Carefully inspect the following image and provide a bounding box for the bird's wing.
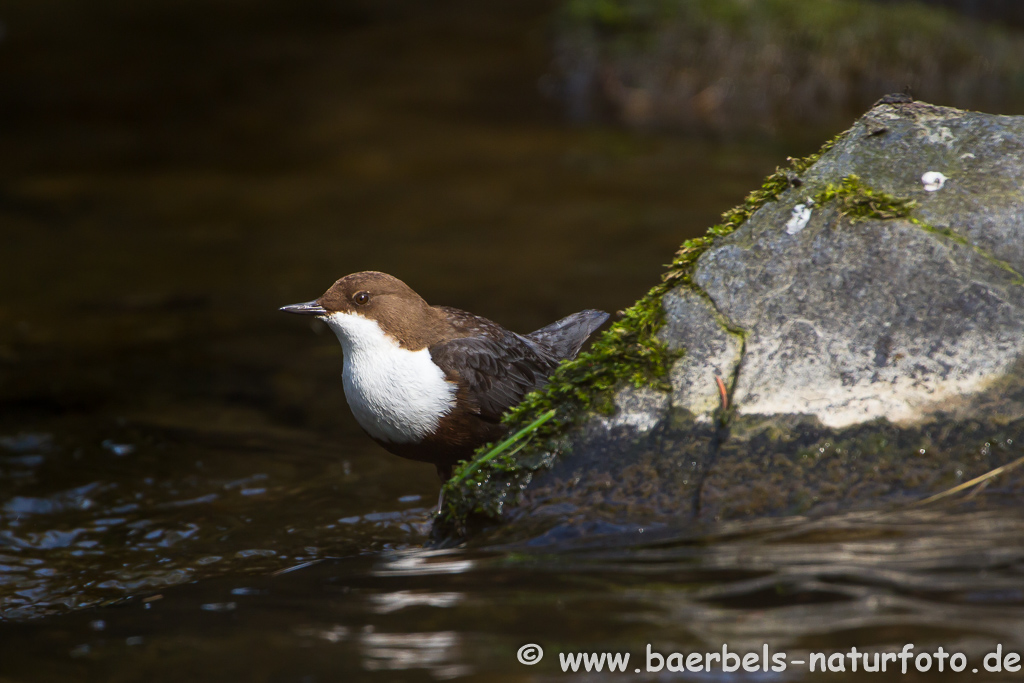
[429,333,559,423]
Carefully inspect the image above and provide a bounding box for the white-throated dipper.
[281,271,608,480]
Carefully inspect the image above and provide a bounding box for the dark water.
[3,509,1024,681]
[3,0,1023,680]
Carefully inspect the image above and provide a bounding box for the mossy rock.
[435,99,1024,543]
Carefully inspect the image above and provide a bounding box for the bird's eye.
[353,291,370,305]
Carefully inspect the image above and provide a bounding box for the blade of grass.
[450,409,557,485]
[912,453,1024,507]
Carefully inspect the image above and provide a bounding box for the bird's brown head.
[281,271,445,349]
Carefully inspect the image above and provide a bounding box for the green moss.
[811,174,917,221]
[436,131,848,536]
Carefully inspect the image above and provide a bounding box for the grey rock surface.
[473,101,1024,541]
[658,289,743,420]
[699,193,1024,430]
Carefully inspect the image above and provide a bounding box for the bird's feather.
[429,332,559,422]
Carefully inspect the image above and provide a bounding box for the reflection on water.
[0,421,435,619]
[1,507,1024,681]
[375,549,478,577]
[361,630,467,678]
[370,590,464,614]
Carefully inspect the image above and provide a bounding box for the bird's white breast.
[323,312,457,444]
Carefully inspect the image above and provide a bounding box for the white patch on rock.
[736,372,998,429]
[921,171,948,192]
[323,312,457,444]
[732,328,1017,430]
[785,203,813,234]
[596,387,669,435]
[916,123,956,148]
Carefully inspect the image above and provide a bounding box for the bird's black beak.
[280,300,327,316]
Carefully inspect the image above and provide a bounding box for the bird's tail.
[525,309,609,361]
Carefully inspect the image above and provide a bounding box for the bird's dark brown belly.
[367,407,508,479]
